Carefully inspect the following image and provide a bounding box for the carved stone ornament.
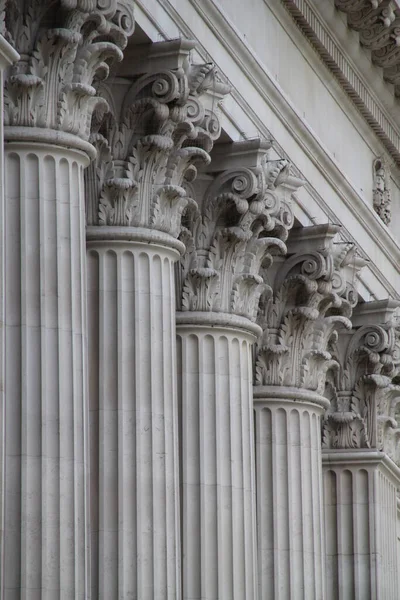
[85,39,230,236]
[373,156,392,225]
[322,300,400,464]
[175,140,301,321]
[335,0,400,92]
[255,224,367,394]
[2,0,135,140]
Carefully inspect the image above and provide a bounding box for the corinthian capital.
[175,139,303,320]
[255,224,366,393]
[3,0,135,139]
[322,300,400,462]
[85,39,230,236]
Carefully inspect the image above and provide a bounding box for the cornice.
[86,226,186,256]
[3,0,135,141]
[187,0,400,299]
[282,0,400,166]
[85,40,230,237]
[255,224,360,394]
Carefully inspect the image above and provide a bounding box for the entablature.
[111,1,400,302]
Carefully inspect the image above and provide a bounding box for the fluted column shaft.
[254,388,328,600]
[2,136,92,599]
[0,36,19,599]
[323,451,400,600]
[397,496,400,594]
[177,313,259,600]
[87,227,182,600]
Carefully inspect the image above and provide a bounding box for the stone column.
[87,229,183,600]
[254,387,328,600]
[0,33,19,596]
[175,141,300,600]
[254,225,364,600]
[322,300,400,599]
[85,39,229,599]
[177,313,260,600]
[397,493,400,595]
[1,3,134,598]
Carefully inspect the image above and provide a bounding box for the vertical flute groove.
[255,399,326,600]
[323,457,400,600]
[3,146,89,599]
[88,240,181,600]
[178,325,258,600]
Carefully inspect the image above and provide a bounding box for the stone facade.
[2,0,400,598]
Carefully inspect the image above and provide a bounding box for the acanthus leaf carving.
[85,40,229,237]
[322,301,400,464]
[181,268,220,312]
[255,225,364,393]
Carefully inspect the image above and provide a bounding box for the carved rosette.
[335,0,400,92]
[3,0,135,140]
[322,303,400,464]
[175,153,296,321]
[85,42,230,237]
[254,225,365,394]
